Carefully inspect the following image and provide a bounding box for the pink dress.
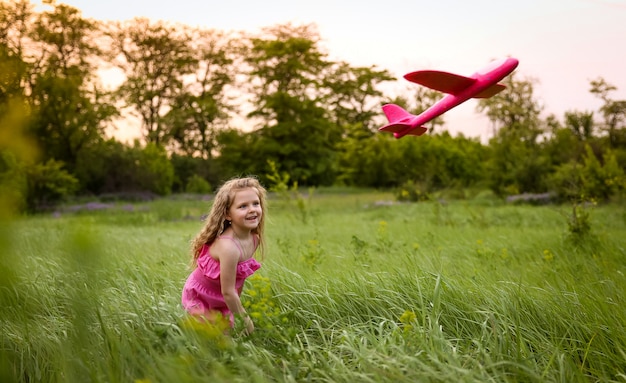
[181,236,261,325]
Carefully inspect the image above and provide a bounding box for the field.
[1,190,625,382]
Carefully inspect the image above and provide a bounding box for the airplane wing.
[472,83,506,98]
[403,70,475,95]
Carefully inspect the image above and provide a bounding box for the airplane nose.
[507,57,520,69]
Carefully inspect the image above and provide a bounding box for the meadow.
[1,190,625,382]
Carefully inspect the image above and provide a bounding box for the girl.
[182,177,266,335]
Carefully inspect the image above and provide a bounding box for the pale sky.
[49,0,626,141]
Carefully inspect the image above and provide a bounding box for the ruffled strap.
[197,245,261,280]
[237,258,261,278]
[196,245,221,279]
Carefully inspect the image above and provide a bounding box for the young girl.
[181,177,266,335]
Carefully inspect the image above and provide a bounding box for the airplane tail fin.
[379,104,414,135]
[380,104,428,138]
[382,104,413,124]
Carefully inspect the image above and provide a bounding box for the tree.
[26,0,117,174]
[477,73,547,195]
[164,28,238,159]
[590,77,626,148]
[214,127,257,179]
[0,0,117,209]
[110,18,197,147]
[338,133,397,187]
[543,117,585,172]
[0,0,35,166]
[321,61,394,137]
[564,110,595,141]
[242,23,341,185]
[477,72,543,141]
[0,0,32,108]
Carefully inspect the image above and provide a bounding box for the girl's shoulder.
[210,235,242,260]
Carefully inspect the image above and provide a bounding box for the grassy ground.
[1,191,625,382]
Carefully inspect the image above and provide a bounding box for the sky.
[49,0,626,141]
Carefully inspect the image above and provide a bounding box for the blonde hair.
[190,176,267,265]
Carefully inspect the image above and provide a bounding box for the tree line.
[1,0,625,213]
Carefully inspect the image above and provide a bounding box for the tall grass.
[1,192,625,382]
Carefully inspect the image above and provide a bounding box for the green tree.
[0,0,31,108]
[485,132,550,196]
[477,73,546,195]
[340,133,397,187]
[242,23,341,185]
[110,18,197,146]
[549,145,625,202]
[27,0,116,173]
[543,120,585,171]
[0,0,36,214]
[321,61,394,136]
[0,0,117,209]
[312,61,394,185]
[590,77,626,148]
[477,72,543,141]
[164,28,238,158]
[541,111,591,182]
[564,110,595,141]
[214,127,256,180]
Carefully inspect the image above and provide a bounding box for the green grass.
[1,191,625,382]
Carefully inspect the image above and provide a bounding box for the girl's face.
[226,188,262,231]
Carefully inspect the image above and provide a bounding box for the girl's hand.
[241,316,254,336]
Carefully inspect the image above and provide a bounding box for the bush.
[23,159,79,212]
[549,145,625,202]
[0,151,27,215]
[170,154,221,193]
[75,140,174,196]
[547,161,582,202]
[185,175,211,194]
[395,180,431,202]
[580,146,624,201]
[136,143,174,195]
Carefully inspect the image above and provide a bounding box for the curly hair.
[190,176,267,266]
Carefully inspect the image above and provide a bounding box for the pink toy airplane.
[379,57,519,139]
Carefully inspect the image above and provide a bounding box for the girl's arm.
[215,240,254,334]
